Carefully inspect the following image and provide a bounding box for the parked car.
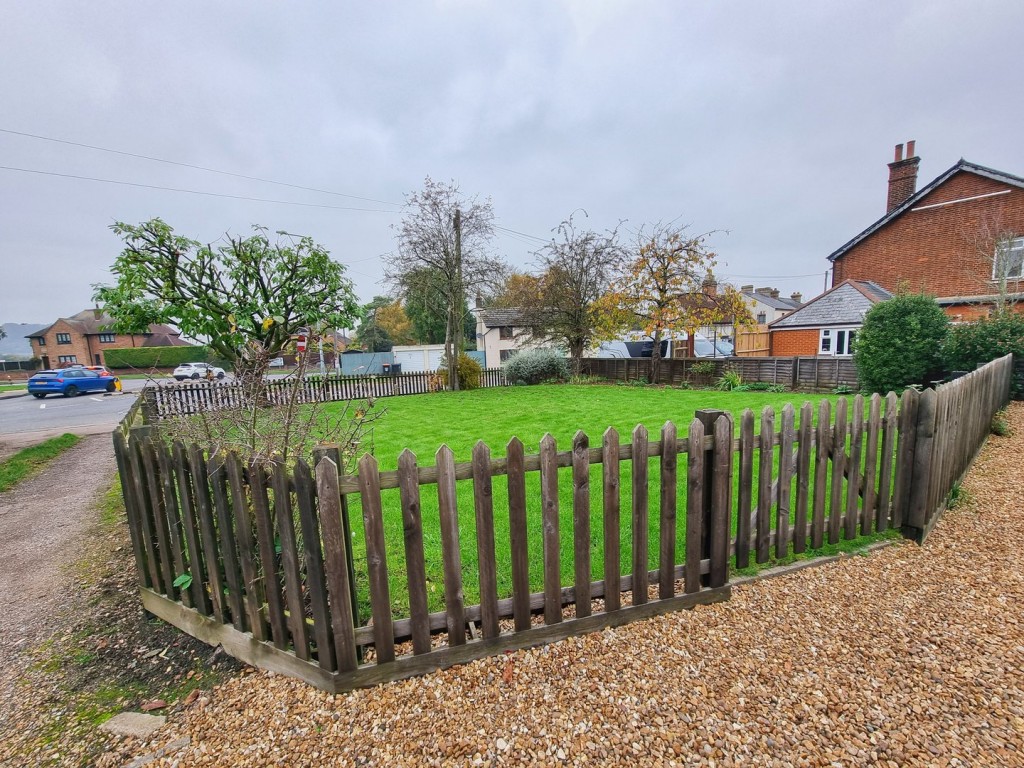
[28,368,121,398]
[172,362,226,381]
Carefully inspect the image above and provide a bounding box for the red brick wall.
[945,301,1024,323]
[770,328,820,356]
[833,171,1024,299]
[31,323,143,368]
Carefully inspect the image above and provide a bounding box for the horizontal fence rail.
[114,355,1013,692]
[582,356,859,391]
[143,368,509,419]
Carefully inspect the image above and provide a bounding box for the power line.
[0,165,401,213]
[0,127,404,207]
[494,224,549,243]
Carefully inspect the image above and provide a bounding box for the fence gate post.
[903,388,938,543]
[695,408,728,586]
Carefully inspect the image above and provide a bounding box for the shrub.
[715,369,743,391]
[689,361,716,376]
[104,345,211,370]
[854,293,949,394]
[944,312,1024,398]
[438,353,482,390]
[501,348,569,385]
[991,408,1012,437]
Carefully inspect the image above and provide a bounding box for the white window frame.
[993,236,1024,281]
[819,327,858,357]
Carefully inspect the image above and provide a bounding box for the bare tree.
[960,212,1023,317]
[518,212,623,377]
[384,178,504,389]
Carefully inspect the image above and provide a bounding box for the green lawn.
[0,434,82,492]
[321,384,883,620]
[0,383,27,392]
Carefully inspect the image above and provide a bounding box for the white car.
[173,362,226,381]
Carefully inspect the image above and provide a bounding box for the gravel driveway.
[91,403,1024,767]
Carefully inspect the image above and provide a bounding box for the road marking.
[91,397,103,402]
[40,403,45,409]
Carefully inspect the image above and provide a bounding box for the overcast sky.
[2,1,1023,325]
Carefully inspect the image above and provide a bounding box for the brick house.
[27,308,187,369]
[829,141,1024,321]
[768,280,891,357]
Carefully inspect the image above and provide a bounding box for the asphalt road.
[0,378,148,442]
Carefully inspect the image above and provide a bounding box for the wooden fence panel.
[844,396,864,540]
[602,428,622,612]
[735,410,754,569]
[316,457,359,673]
[685,419,705,593]
[827,398,848,545]
[572,431,593,617]
[861,394,881,535]
[271,460,311,661]
[710,415,732,588]
[777,404,795,559]
[472,442,500,639]
[188,444,225,623]
[249,461,288,650]
[793,402,813,553]
[811,399,830,549]
[658,422,678,600]
[398,449,432,654]
[756,408,774,564]
[507,438,531,631]
[358,454,395,663]
[225,453,267,642]
[208,455,245,631]
[437,445,467,645]
[631,425,650,605]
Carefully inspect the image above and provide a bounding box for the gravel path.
[0,435,115,668]
[98,404,1024,766]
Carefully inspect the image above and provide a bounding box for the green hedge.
[104,345,211,370]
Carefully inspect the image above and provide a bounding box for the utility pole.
[450,208,463,391]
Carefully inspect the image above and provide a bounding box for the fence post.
[696,408,728,586]
[313,444,361,631]
[903,388,937,543]
[140,386,158,423]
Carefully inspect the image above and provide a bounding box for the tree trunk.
[651,328,663,385]
[569,341,583,378]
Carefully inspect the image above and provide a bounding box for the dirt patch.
[0,437,239,767]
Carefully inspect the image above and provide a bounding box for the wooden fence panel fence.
[114,355,1014,692]
[144,369,509,419]
[581,356,858,390]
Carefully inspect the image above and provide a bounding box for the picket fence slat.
[397,450,431,654]
[437,446,467,645]
[572,431,593,617]
[631,425,650,605]
[249,461,288,650]
[272,461,311,661]
[602,428,621,612]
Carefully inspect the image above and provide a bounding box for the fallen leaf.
[141,699,167,712]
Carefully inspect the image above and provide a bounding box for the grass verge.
[0,433,81,492]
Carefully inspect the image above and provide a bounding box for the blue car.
[28,368,120,398]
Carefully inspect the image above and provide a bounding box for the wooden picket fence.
[142,368,509,419]
[582,356,859,391]
[113,355,1013,692]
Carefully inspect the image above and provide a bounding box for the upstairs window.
[58,355,78,364]
[56,332,72,344]
[98,333,116,343]
[499,326,514,340]
[994,236,1024,281]
[756,312,767,324]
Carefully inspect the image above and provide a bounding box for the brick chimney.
[887,140,920,213]
[790,291,803,304]
[740,284,754,293]
[701,275,718,296]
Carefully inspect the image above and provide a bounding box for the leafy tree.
[402,268,478,348]
[516,212,623,377]
[384,178,504,388]
[491,272,543,309]
[355,321,393,352]
[375,300,415,345]
[94,219,360,388]
[854,292,949,394]
[597,222,751,383]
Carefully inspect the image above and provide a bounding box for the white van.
[590,332,731,359]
